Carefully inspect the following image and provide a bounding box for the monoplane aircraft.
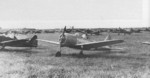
[38,26,124,57]
[142,41,150,45]
[0,34,38,49]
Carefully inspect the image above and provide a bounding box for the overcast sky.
[0,0,149,29]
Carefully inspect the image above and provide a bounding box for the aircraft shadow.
[0,45,49,53]
[0,48,38,53]
[36,45,50,49]
[61,51,145,60]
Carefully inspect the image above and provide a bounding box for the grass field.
[1,32,150,78]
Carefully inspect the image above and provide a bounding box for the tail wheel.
[55,51,61,57]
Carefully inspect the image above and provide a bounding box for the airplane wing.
[37,39,60,45]
[1,39,28,43]
[76,39,124,48]
[77,38,94,43]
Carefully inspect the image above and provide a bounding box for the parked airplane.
[142,41,150,45]
[0,35,38,49]
[38,26,124,57]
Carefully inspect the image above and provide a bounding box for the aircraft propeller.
[55,26,67,57]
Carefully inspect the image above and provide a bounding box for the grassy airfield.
[1,32,150,78]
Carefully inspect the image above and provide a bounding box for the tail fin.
[104,34,112,48]
[29,35,38,47]
[104,34,111,41]
[14,36,17,40]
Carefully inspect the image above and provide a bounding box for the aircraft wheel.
[1,44,5,49]
[55,51,61,57]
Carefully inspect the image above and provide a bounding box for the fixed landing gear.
[79,45,84,56]
[55,45,62,57]
[79,50,84,56]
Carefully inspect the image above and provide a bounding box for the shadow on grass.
[59,50,145,60]
[0,48,38,53]
[36,45,51,49]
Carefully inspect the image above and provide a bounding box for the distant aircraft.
[142,41,150,45]
[38,26,124,57]
[0,35,38,49]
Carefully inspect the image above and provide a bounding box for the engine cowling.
[61,33,77,47]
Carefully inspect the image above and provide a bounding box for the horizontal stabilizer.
[104,34,111,41]
[29,35,37,43]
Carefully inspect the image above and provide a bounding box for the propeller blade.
[59,26,67,46]
[62,26,66,35]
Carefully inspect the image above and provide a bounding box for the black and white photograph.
[0,0,149,78]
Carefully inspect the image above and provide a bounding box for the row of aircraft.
[38,26,124,57]
[0,26,150,57]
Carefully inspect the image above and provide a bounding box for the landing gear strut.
[79,45,84,56]
[55,45,62,57]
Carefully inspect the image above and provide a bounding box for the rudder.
[29,35,38,47]
[104,34,112,48]
[104,34,111,41]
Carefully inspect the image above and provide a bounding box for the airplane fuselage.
[60,33,91,50]
[0,39,37,47]
[61,33,77,47]
[0,35,38,48]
